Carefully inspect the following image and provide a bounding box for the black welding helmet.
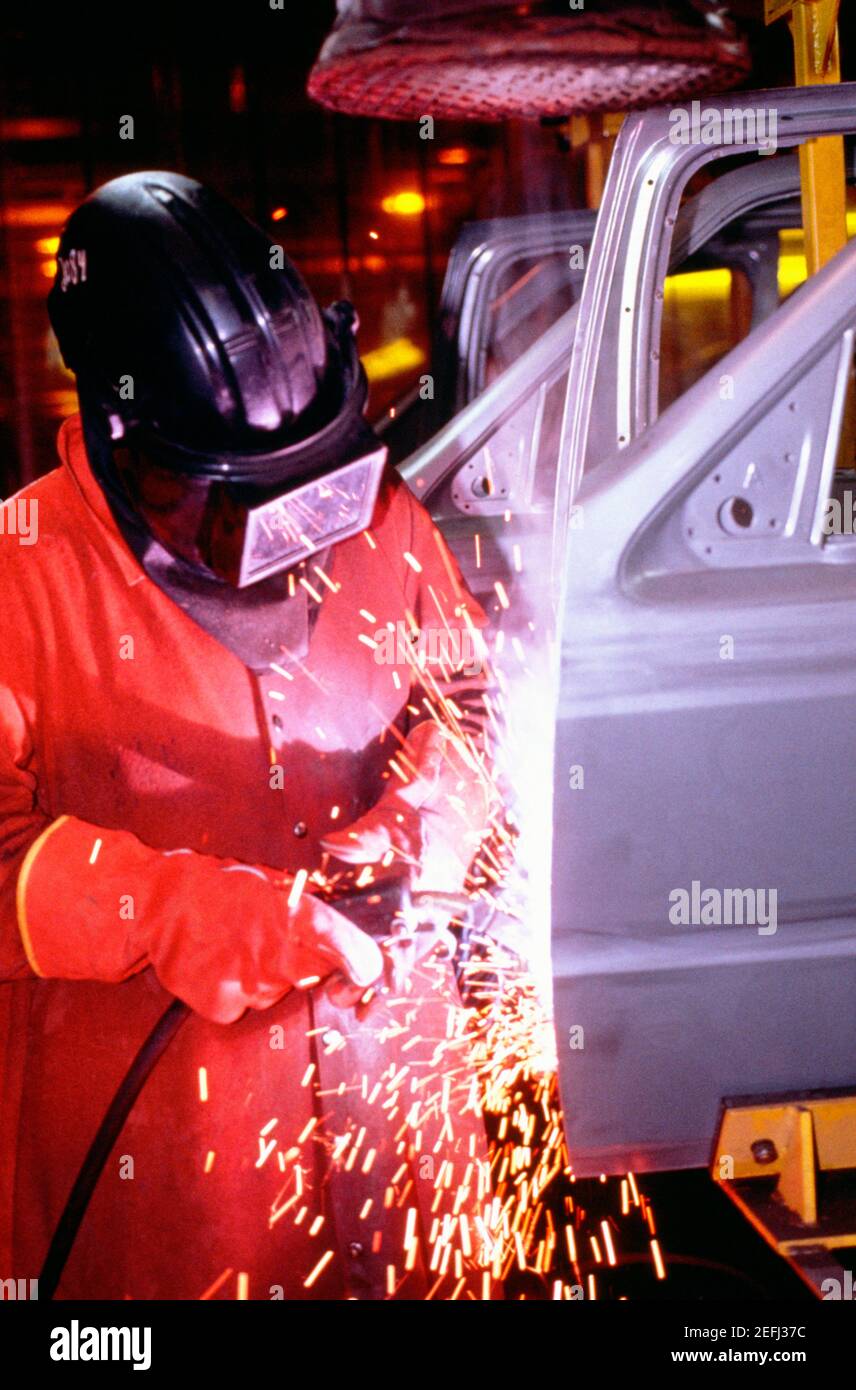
[48,171,386,587]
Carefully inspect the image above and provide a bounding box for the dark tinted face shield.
[114,442,387,587]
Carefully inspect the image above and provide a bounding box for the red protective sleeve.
[0,679,52,981]
[14,813,302,1023]
[17,813,273,975]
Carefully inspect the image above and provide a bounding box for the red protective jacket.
[0,415,493,1299]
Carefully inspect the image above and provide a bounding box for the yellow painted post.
[567,114,624,209]
[765,0,847,276]
[767,2,852,468]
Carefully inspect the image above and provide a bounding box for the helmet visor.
[115,444,387,587]
[238,447,386,585]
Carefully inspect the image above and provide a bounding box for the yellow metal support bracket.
[766,0,847,276]
[713,1088,856,1297]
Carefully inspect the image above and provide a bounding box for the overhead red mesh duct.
[307,1,751,122]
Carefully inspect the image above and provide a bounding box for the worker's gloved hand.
[325,887,461,1007]
[150,880,385,1024]
[322,721,487,896]
[323,796,472,896]
[15,814,385,1025]
[321,793,424,870]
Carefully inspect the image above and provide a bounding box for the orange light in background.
[36,236,60,255]
[0,118,80,141]
[3,204,71,228]
[381,190,425,217]
[228,66,247,116]
[271,206,288,222]
[368,229,379,240]
[437,146,471,166]
[40,259,58,279]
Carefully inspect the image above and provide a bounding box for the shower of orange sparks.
[185,514,666,1303]
[304,1250,335,1288]
[213,938,659,1299]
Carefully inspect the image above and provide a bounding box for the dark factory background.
[0,1,809,500]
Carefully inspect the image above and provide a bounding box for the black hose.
[39,998,190,1300]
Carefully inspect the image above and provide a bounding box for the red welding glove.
[321,720,491,894]
[16,814,384,1024]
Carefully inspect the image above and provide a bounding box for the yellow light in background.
[663,268,732,301]
[779,227,807,296]
[40,258,58,279]
[36,236,60,255]
[778,213,856,298]
[361,336,425,383]
[778,254,807,296]
[381,190,425,217]
[665,211,856,306]
[270,206,288,222]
